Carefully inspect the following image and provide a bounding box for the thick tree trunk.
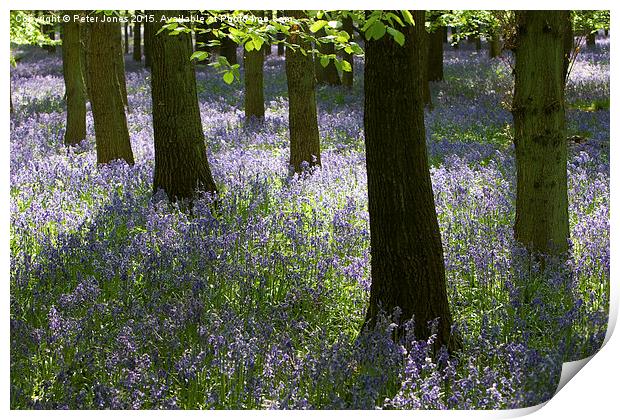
[286,11,321,173]
[244,47,265,120]
[314,28,341,86]
[112,23,128,107]
[62,17,87,146]
[364,10,455,352]
[512,11,568,255]
[443,26,448,43]
[342,16,355,88]
[150,10,217,202]
[428,26,444,82]
[132,20,142,61]
[83,19,134,165]
[221,37,238,65]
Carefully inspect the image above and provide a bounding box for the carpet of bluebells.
[10,36,609,409]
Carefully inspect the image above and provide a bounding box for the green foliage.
[9,11,59,65]
[573,10,610,34]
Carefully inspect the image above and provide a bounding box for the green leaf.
[244,40,255,51]
[223,71,234,84]
[309,20,328,33]
[251,35,264,51]
[327,20,342,29]
[370,21,386,40]
[190,51,208,61]
[402,10,415,26]
[320,55,330,68]
[387,27,405,46]
[341,59,352,72]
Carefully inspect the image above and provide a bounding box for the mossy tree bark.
[286,10,321,173]
[84,19,134,165]
[363,11,456,352]
[62,16,87,146]
[512,11,569,255]
[150,10,217,202]
[341,16,355,88]
[132,19,142,62]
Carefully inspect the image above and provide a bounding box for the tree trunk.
[83,19,134,165]
[586,31,596,47]
[124,20,129,54]
[342,16,355,88]
[221,37,238,65]
[451,27,459,49]
[443,26,448,43]
[112,23,128,107]
[286,11,321,173]
[132,20,142,61]
[416,12,432,108]
[144,20,153,68]
[562,12,573,82]
[428,26,444,81]
[244,47,265,120]
[364,10,455,352]
[489,33,501,58]
[150,10,217,202]
[475,36,482,51]
[62,16,87,146]
[512,11,568,255]
[44,24,56,54]
[314,28,341,86]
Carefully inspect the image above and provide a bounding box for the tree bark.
[83,19,134,165]
[286,10,321,173]
[150,10,217,202]
[62,16,87,146]
[144,20,153,68]
[451,27,459,49]
[314,28,341,86]
[342,16,355,88]
[563,12,573,82]
[132,19,142,62]
[489,33,501,58]
[112,23,128,107]
[221,36,238,65]
[428,26,444,82]
[415,11,432,108]
[124,19,129,54]
[364,10,455,352]
[44,24,56,54]
[512,11,569,255]
[244,46,265,120]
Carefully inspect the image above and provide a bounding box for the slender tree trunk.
[451,27,459,49]
[475,36,482,51]
[286,10,321,173]
[428,26,444,81]
[44,24,56,54]
[489,33,501,58]
[314,28,341,86]
[150,10,217,202]
[586,31,596,47]
[364,10,455,352]
[83,19,134,165]
[342,16,355,88]
[512,11,568,255]
[124,20,129,54]
[62,16,87,146]
[443,26,448,43]
[244,44,265,120]
[132,20,142,61]
[563,12,573,82]
[112,23,128,107]
[221,37,238,65]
